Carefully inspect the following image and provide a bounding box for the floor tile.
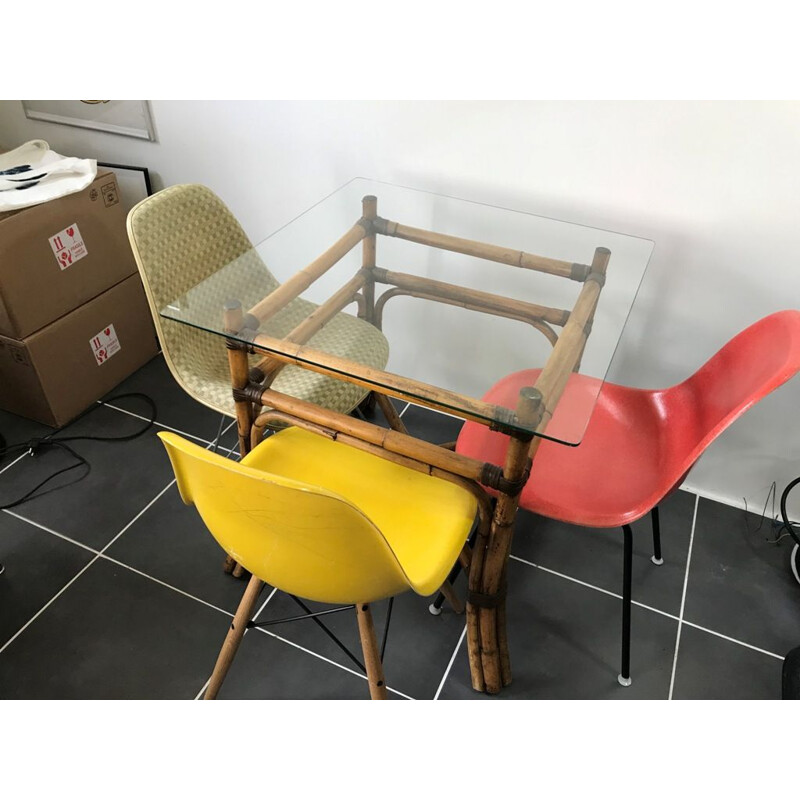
[671,624,783,700]
[0,404,175,549]
[683,497,800,656]
[0,512,94,647]
[511,490,696,617]
[105,484,253,615]
[0,558,229,699]
[438,559,678,699]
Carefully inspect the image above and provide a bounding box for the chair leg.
[436,580,465,615]
[430,558,466,615]
[355,603,388,699]
[651,506,664,565]
[430,535,475,615]
[204,574,263,699]
[374,392,408,434]
[210,413,227,453]
[618,524,633,687]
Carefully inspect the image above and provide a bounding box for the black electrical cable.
[743,480,800,545]
[779,477,800,550]
[0,393,157,511]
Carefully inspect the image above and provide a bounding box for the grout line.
[509,554,681,622]
[668,493,700,700]
[253,587,279,619]
[98,480,177,553]
[193,678,211,701]
[405,400,462,422]
[99,553,235,619]
[0,452,27,477]
[512,549,785,663]
[680,620,785,661]
[433,625,467,700]
[100,401,221,447]
[2,509,101,556]
[0,556,98,656]
[397,402,411,418]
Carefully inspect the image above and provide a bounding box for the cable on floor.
[743,481,799,545]
[0,393,157,511]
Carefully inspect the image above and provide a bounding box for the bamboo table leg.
[358,194,379,416]
[466,386,542,694]
[224,300,255,578]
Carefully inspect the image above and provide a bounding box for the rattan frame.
[220,194,609,695]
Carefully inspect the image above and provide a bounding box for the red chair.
[456,310,800,686]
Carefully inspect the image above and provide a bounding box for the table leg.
[224,304,255,578]
[227,343,254,459]
[466,387,542,694]
[358,194,379,418]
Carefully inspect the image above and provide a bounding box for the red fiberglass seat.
[456,310,800,686]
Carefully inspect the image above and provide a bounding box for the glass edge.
[252,175,656,248]
[159,308,585,445]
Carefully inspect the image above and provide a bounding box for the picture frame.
[98,162,153,215]
[21,101,156,141]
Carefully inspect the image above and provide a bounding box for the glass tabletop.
[160,178,654,444]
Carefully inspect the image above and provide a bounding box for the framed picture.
[21,100,156,141]
[98,162,153,215]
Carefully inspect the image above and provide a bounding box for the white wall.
[2,100,798,516]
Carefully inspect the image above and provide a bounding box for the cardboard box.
[0,274,158,427]
[0,169,137,339]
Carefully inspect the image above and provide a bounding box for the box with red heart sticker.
[0,169,137,339]
[0,274,157,427]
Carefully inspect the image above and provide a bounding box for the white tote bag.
[0,140,97,211]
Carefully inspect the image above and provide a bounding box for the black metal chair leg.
[211,413,227,454]
[618,523,633,687]
[651,506,664,565]
[429,521,480,615]
[429,555,465,615]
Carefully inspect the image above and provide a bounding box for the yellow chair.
[159,427,478,699]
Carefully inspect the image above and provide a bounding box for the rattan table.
[161,178,654,694]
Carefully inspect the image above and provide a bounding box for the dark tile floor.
[1,354,798,700]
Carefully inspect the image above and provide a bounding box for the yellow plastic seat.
[159,428,477,699]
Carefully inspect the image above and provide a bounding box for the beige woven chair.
[126,184,390,427]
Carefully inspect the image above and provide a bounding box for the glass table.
[161,177,654,694]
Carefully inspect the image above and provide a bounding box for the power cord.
[743,479,800,587]
[743,481,799,545]
[0,393,157,511]
[779,478,800,587]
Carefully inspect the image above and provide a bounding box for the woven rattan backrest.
[127,183,279,311]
